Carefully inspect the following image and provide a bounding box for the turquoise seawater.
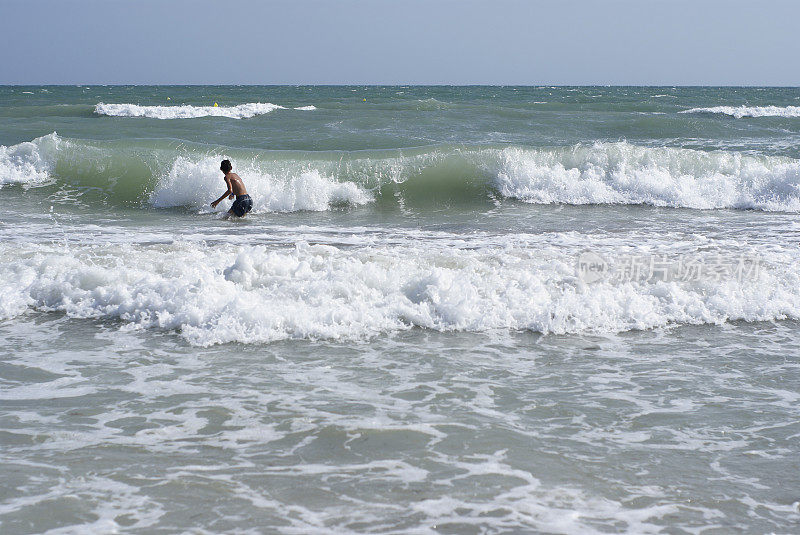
[1,86,799,533]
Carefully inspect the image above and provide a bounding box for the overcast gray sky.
[2,0,798,85]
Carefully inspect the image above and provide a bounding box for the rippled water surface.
[1,86,800,533]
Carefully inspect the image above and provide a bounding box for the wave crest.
[0,133,60,187]
[150,156,372,212]
[94,102,315,119]
[4,134,800,212]
[681,105,800,118]
[492,142,800,211]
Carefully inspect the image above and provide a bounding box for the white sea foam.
[0,133,60,187]
[94,102,313,119]
[2,238,798,346]
[491,142,800,211]
[681,105,800,118]
[149,156,372,212]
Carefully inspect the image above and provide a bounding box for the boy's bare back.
[226,172,248,196]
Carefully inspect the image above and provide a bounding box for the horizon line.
[3,84,800,88]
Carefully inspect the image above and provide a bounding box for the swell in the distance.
[94,102,316,119]
[681,105,800,118]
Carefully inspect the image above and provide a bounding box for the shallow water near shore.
[1,86,800,533]
[3,316,799,533]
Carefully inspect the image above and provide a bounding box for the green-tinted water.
[1,86,799,533]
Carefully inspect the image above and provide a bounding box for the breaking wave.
[492,143,800,211]
[150,156,372,212]
[0,132,60,186]
[1,239,798,346]
[3,133,800,212]
[94,102,315,119]
[681,105,800,118]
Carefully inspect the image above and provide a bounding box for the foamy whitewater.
[2,237,799,346]
[2,86,800,534]
[94,102,315,119]
[682,105,800,118]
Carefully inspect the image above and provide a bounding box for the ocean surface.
[1,86,799,534]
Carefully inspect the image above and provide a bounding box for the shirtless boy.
[211,160,252,217]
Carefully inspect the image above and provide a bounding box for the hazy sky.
[2,0,798,85]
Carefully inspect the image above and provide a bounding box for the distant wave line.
[681,105,800,118]
[94,102,316,119]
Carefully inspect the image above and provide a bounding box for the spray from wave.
[94,102,316,119]
[681,105,800,118]
[0,132,60,186]
[492,143,800,211]
[150,156,372,212]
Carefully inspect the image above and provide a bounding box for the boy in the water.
[211,159,252,217]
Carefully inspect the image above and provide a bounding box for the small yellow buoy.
[214,102,219,107]
[363,98,366,102]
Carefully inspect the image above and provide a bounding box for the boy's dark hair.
[220,159,232,173]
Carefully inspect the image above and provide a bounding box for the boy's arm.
[210,177,233,208]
